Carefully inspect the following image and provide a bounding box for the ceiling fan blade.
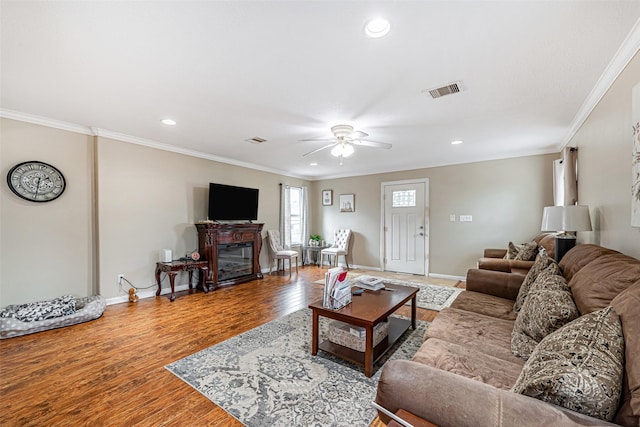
[352,139,392,149]
[349,130,369,139]
[302,143,336,157]
[299,138,335,142]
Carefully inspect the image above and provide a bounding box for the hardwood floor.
[0,266,444,426]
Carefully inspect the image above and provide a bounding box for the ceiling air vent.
[245,137,267,144]
[423,81,464,99]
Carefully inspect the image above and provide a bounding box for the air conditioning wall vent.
[423,81,464,99]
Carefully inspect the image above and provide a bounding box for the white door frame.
[380,178,430,275]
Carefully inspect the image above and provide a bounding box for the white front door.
[382,180,429,275]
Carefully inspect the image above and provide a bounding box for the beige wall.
[1,119,309,305]
[312,153,557,277]
[1,119,95,305]
[568,52,640,258]
[96,137,308,300]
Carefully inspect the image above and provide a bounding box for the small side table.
[155,260,209,302]
[301,245,330,266]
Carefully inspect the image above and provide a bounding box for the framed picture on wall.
[340,194,355,212]
[322,190,333,206]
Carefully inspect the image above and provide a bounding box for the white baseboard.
[428,272,466,282]
[105,283,192,306]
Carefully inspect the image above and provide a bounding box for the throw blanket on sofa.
[0,295,76,322]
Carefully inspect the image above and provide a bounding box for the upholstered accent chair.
[266,230,299,276]
[321,229,352,269]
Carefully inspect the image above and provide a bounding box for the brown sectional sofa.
[478,232,556,274]
[376,244,640,426]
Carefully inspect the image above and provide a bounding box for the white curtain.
[279,184,291,248]
[301,186,310,246]
[553,147,578,206]
[279,184,309,249]
[553,158,564,206]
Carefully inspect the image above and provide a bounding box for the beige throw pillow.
[511,271,579,359]
[514,241,538,261]
[514,254,559,313]
[512,307,625,422]
[504,241,520,259]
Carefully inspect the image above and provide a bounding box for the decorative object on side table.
[6,160,66,202]
[322,189,333,206]
[339,193,355,212]
[309,234,322,246]
[541,205,592,262]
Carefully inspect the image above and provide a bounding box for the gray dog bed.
[0,295,106,339]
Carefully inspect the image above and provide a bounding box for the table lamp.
[541,205,592,262]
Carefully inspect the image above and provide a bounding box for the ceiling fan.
[301,124,392,164]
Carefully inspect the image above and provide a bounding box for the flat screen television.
[208,183,259,221]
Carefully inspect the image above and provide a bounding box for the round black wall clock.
[7,160,66,203]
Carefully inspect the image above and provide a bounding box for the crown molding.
[0,108,94,135]
[0,109,311,181]
[560,17,640,149]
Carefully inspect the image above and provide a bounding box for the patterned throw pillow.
[512,307,625,422]
[504,241,538,261]
[511,271,579,359]
[514,241,539,261]
[0,295,76,322]
[504,242,520,259]
[514,253,559,313]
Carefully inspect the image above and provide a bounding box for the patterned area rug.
[313,275,463,311]
[166,308,428,427]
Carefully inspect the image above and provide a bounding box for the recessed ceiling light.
[310,162,318,166]
[451,140,463,145]
[365,18,390,38]
[161,119,176,125]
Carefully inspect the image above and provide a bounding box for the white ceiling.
[2,1,639,180]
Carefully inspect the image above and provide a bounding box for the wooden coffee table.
[309,283,418,377]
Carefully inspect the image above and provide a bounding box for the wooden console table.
[155,260,209,302]
[195,222,263,289]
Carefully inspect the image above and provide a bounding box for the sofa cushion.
[511,272,579,359]
[610,281,640,426]
[559,244,621,283]
[514,252,558,312]
[450,290,516,320]
[425,307,522,364]
[512,307,624,422]
[412,338,524,390]
[569,253,640,315]
[536,234,556,258]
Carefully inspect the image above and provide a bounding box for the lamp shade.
[541,205,592,232]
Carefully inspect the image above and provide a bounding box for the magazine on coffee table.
[355,275,385,291]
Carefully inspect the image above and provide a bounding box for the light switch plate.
[459,215,473,222]
[449,214,456,222]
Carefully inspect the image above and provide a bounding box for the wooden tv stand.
[195,222,263,290]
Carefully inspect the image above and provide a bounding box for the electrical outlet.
[117,274,124,285]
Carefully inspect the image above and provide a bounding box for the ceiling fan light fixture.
[331,143,354,158]
[451,140,463,145]
[161,119,176,125]
[365,18,391,38]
